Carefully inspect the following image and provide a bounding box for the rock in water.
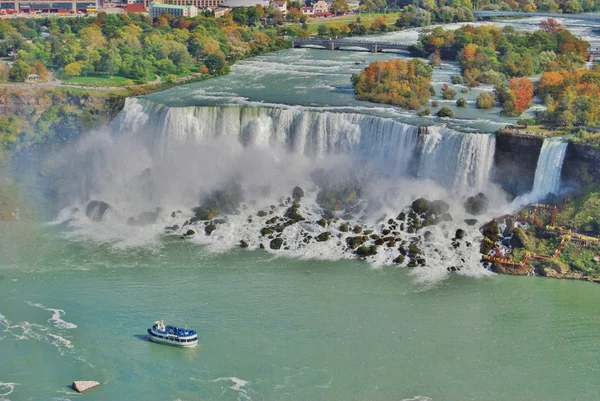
[72,381,100,393]
[85,200,110,222]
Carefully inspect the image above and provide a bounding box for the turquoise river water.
[2,17,600,401]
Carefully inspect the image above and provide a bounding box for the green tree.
[331,0,350,15]
[204,53,226,75]
[8,60,30,82]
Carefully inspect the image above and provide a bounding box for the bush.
[441,84,456,100]
[431,100,439,107]
[461,87,469,93]
[437,107,454,118]
[456,98,467,107]
[417,108,431,116]
[476,92,496,109]
[451,75,463,85]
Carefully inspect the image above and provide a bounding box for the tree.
[317,25,329,38]
[539,18,562,34]
[331,0,350,15]
[204,53,226,75]
[476,92,495,109]
[63,61,83,77]
[509,77,534,114]
[8,60,30,82]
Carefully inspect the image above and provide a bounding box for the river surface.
[2,222,600,401]
[3,17,600,401]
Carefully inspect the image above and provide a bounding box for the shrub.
[476,92,496,109]
[437,107,454,117]
[451,75,463,85]
[417,108,431,116]
[431,100,439,107]
[461,88,469,93]
[456,98,467,107]
[441,84,456,100]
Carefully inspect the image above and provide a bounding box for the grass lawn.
[301,12,399,33]
[61,75,131,87]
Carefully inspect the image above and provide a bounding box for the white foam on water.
[27,302,77,329]
[0,311,74,356]
[211,377,251,401]
[0,382,18,401]
[400,397,433,401]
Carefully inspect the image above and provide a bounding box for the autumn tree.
[351,58,433,110]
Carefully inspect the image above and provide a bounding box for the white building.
[302,0,329,15]
[149,2,198,17]
[271,0,287,14]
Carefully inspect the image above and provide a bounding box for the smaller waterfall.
[512,137,568,206]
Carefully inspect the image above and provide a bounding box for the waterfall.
[113,98,496,192]
[531,137,568,198]
[512,137,568,207]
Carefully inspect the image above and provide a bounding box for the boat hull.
[147,328,198,348]
[148,335,198,347]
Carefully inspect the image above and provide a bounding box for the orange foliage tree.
[509,77,534,114]
[351,59,433,109]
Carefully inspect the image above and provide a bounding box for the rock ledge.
[72,380,101,393]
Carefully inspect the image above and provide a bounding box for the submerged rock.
[72,381,100,393]
[464,218,478,226]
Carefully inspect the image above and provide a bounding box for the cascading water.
[48,97,503,278]
[512,137,568,207]
[113,98,496,191]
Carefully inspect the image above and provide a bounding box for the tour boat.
[147,320,198,347]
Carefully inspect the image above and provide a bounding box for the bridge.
[290,38,412,53]
[474,10,600,23]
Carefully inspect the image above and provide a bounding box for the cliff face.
[562,143,600,187]
[492,134,543,197]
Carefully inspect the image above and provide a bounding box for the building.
[125,3,146,12]
[0,0,97,13]
[301,0,329,16]
[149,1,197,17]
[169,0,225,11]
[270,0,286,14]
[26,74,39,83]
[219,0,268,8]
[348,0,359,10]
[213,6,228,16]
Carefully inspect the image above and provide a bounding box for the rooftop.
[150,2,196,9]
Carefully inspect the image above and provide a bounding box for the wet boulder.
[205,224,217,236]
[464,193,489,215]
[356,245,378,257]
[85,200,110,222]
[292,186,305,200]
[240,240,249,248]
[430,200,450,215]
[464,218,478,226]
[270,238,284,250]
[316,232,332,242]
[411,198,431,215]
[454,229,466,240]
